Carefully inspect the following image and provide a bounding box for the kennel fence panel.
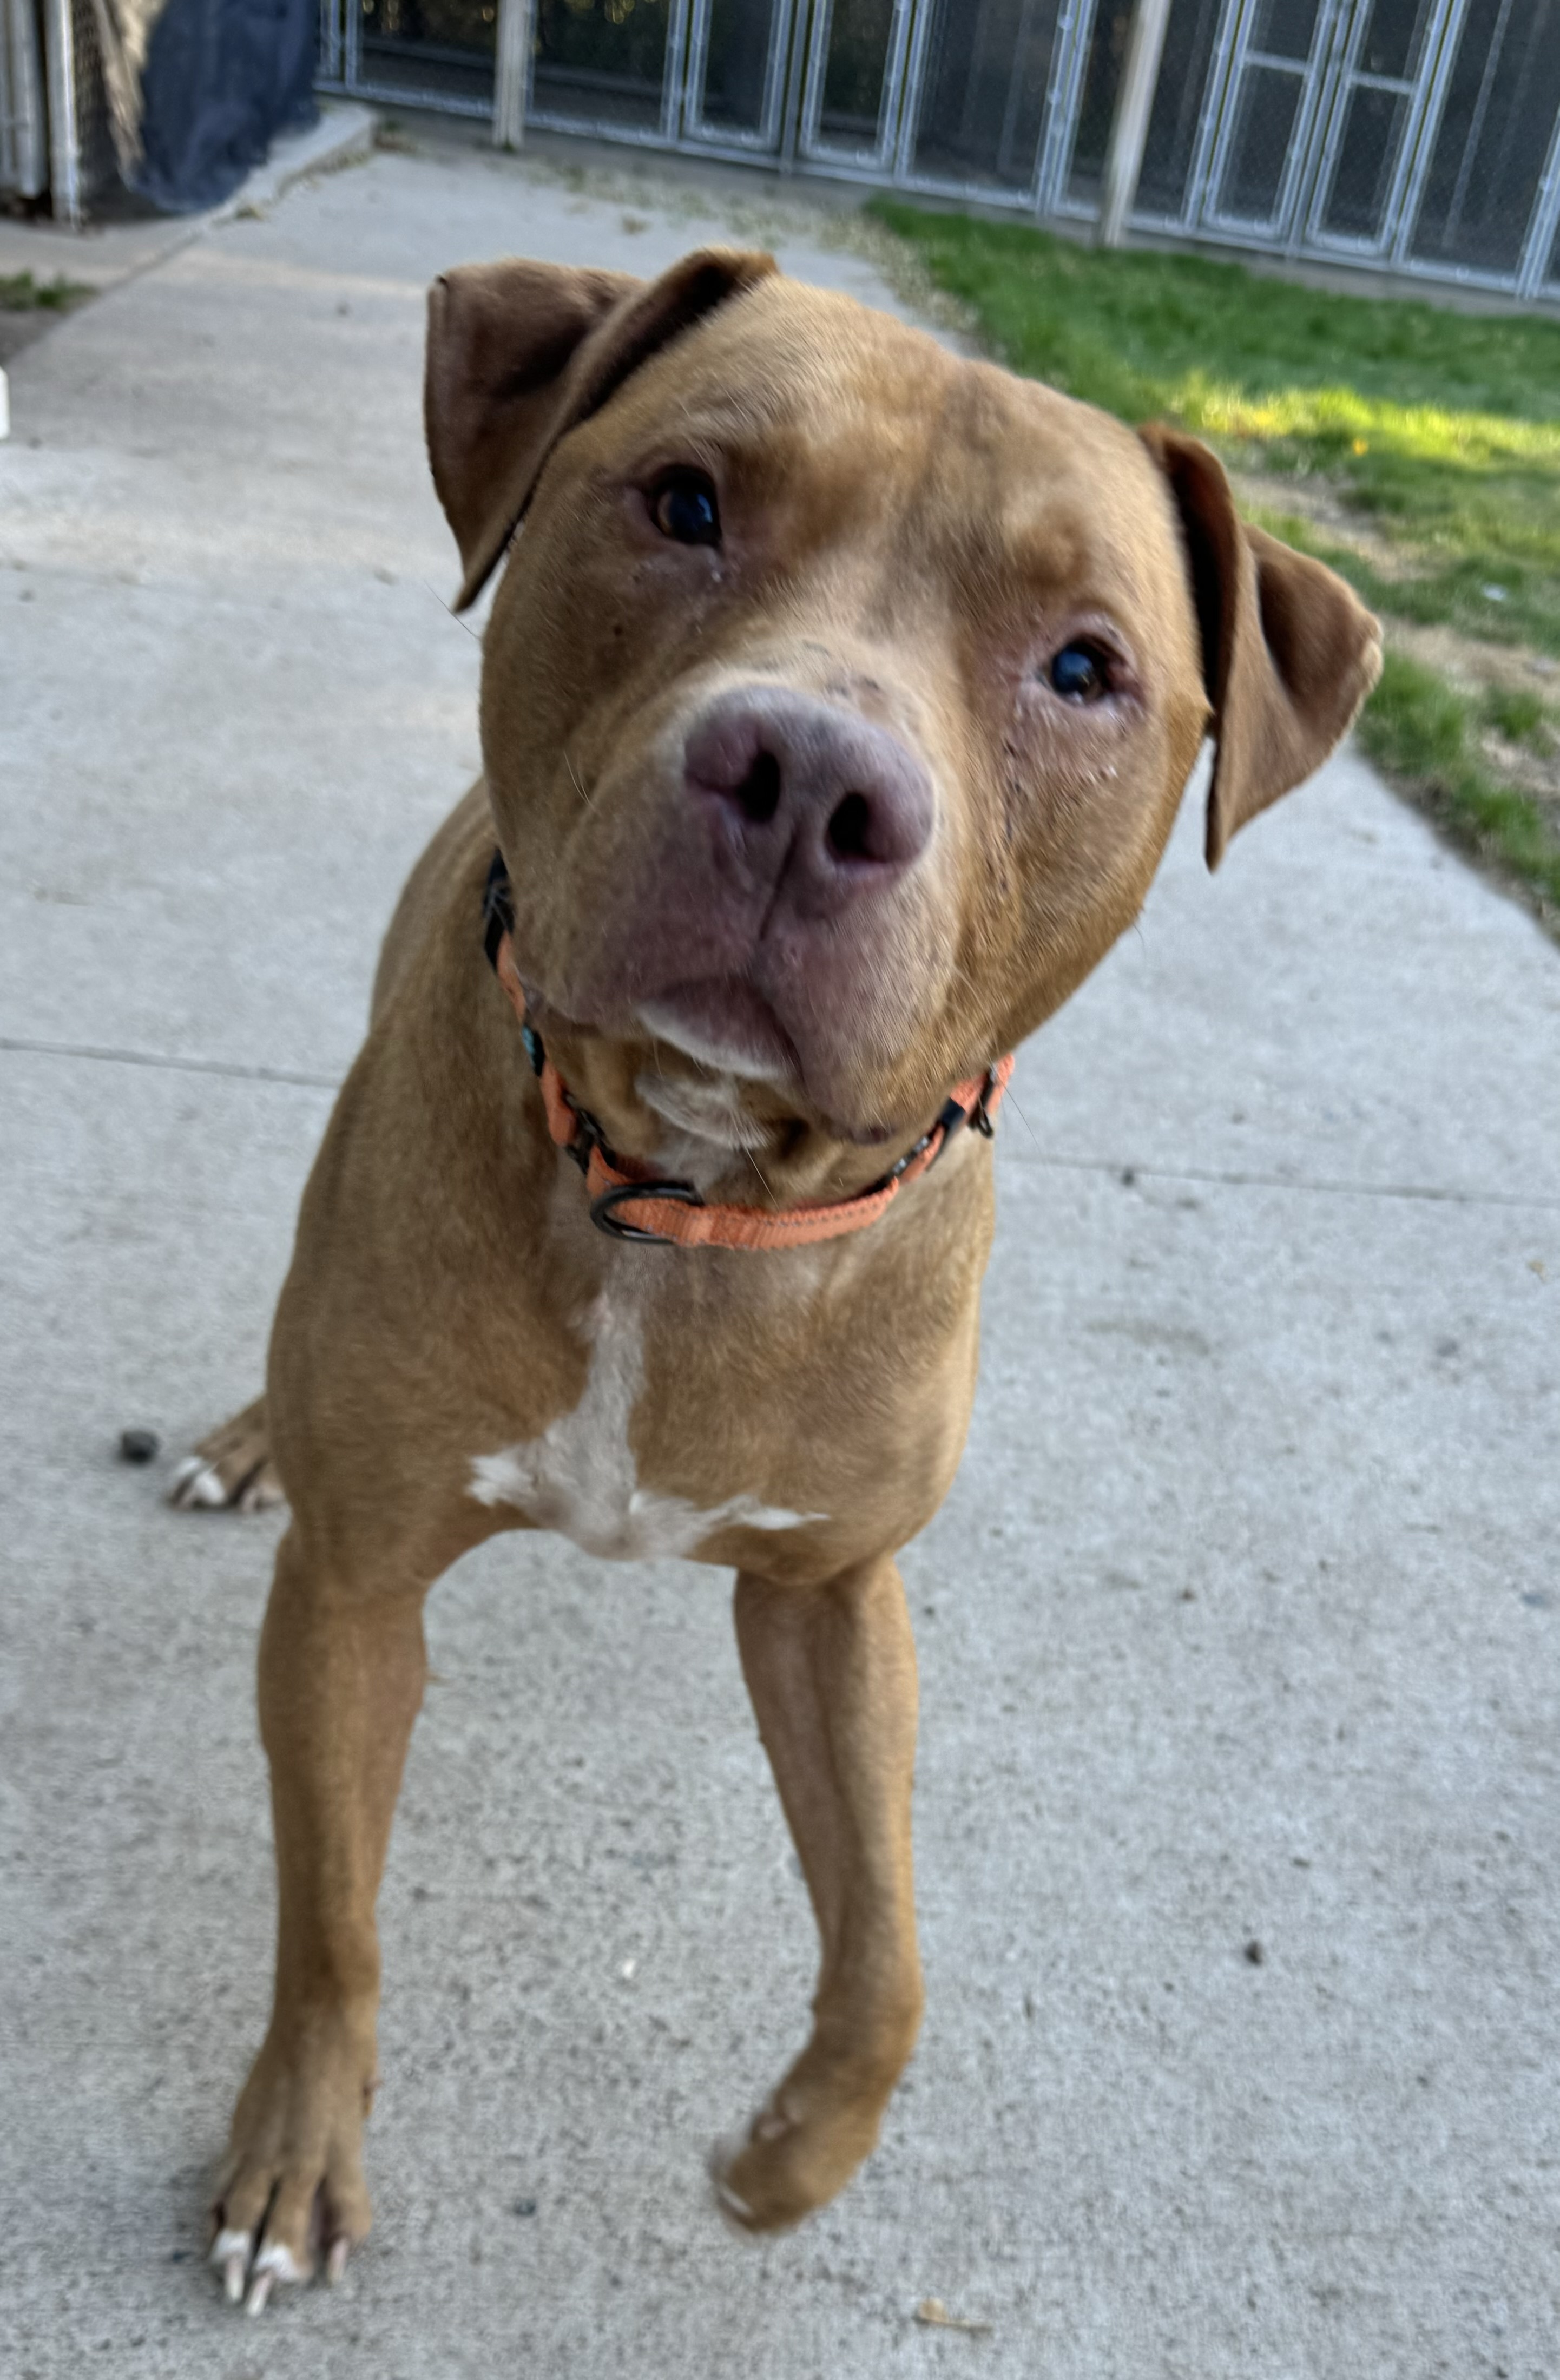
[307,0,1560,297]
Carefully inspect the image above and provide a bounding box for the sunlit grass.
[871,201,1560,626]
[1178,379,1560,469]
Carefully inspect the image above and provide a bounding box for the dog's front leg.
[211,1525,428,2312]
[719,1553,924,2232]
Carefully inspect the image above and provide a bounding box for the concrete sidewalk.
[2,139,1557,2380]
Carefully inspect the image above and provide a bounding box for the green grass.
[0,271,91,312]
[874,201,1560,918]
[1358,654,1560,911]
[1479,685,1552,748]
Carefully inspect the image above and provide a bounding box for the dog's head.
[425,248,1379,1160]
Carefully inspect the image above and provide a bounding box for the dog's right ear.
[1140,424,1381,867]
[425,247,777,610]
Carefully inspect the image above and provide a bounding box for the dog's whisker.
[1003,1087,1042,1149]
[419,578,482,640]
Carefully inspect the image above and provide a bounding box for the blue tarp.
[97,0,317,214]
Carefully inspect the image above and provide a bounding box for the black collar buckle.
[481,847,515,972]
[966,1068,999,1139]
[561,1097,607,1178]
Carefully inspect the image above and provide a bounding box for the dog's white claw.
[327,2236,349,2285]
[237,1469,282,1513]
[211,2227,251,2303]
[709,2136,755,2229]
[243,2240,305,2317]
[169,1455,228,1509]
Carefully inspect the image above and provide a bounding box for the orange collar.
[482,851,1012,1251]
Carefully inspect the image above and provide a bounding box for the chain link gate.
[311,0,1560,301]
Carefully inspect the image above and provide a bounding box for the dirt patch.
[1237,463,1560,837]
[1217,466,1560,929]
[1473,724,1560,826]
[1379,616,1560,700]
[1228,465,1413,577]
[452,139,990,353]
[1234,463,1560,692]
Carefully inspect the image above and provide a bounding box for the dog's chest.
[467,1291,817,1560]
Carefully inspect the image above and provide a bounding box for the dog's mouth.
[504,693,958,1145]
[635,978,799,1085]
[522,959,914,1152]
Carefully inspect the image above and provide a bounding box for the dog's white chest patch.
[468,1293,818,1559]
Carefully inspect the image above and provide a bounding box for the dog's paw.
[169,1395,282,1513]
[172,1454,282,1513]
[712,2080,883,2234]
[210,2022,374,2314]
[210,2224,350,2315]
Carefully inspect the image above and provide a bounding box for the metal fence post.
[779,0,811,172]
[1517,95,1560,299]
[1389,0,1466,267]
[493,0,533,149]
[41,0,80,223]
[3,0,50,197]
[1097,0,1172,245]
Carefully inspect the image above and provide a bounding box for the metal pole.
[1,0,14,191]
[493,0,532,150]
[1516,87,1560,300]
[1096,0,1172,247]
[42,0,81,223]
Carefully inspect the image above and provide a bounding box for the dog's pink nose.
[684,689,933,895]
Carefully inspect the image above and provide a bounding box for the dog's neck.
[630,1062,802,1197]
[524,999,952,1210]
[481,852,999,1221]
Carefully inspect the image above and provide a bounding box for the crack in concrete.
[4,1034,1555,1209]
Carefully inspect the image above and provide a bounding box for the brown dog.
[177,247,1379,2314]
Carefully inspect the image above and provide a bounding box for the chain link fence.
[315,0,1560,298]
[8,0,1560,299]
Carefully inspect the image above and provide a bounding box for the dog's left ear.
[1140,425,1382,869]
[426,246,777,610]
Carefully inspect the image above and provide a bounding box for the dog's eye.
[649,468,721,548]
[1047,641,1114,703]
